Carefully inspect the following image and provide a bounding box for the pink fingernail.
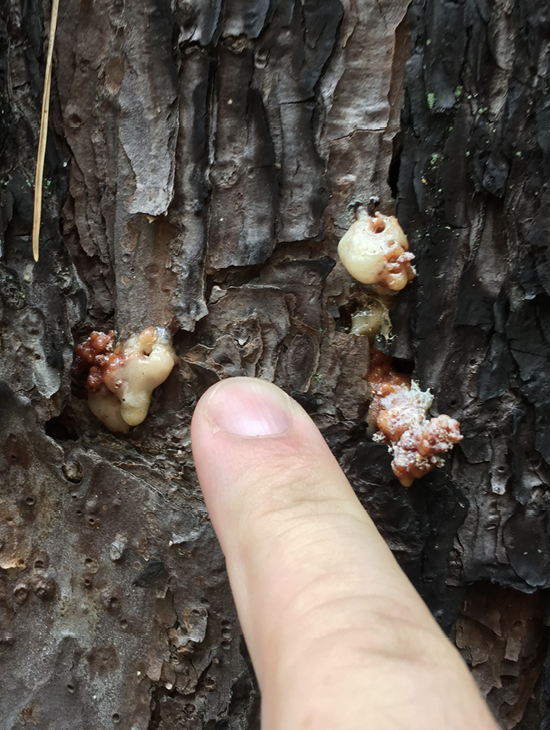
[206,378,292,437]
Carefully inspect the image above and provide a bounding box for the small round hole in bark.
[68,113,83,128]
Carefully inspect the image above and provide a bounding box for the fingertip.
[193,377,296,438]
[191,377,308,527]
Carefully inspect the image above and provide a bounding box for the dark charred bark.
[0,0,549,728]
[391,2,550,725]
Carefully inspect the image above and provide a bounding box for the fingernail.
[205,377,292,437]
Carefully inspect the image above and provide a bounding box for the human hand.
[191,377,498,730]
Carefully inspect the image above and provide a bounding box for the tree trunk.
[0,0,548,728]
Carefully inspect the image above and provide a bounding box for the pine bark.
[0,0,548,728]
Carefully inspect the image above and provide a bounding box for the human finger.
[191,377,497,730]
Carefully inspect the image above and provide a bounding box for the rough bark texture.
[391,2,550,725]
[0,0,549,728]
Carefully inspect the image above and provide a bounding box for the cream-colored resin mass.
[75,328,178,432]
[88,388,131,434]
[338,208,415,293]
[104,328,177,426]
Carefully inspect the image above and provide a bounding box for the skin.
[191,377,499,730]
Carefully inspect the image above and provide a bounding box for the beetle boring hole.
[370,218,386,233]
[390,357,415,376]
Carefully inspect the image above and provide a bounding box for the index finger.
[191,377,498,730]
